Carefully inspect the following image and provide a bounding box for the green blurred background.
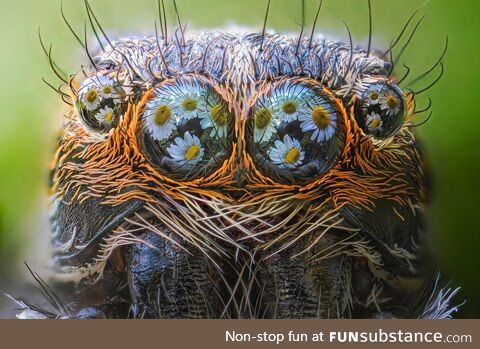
[0,0,478,317]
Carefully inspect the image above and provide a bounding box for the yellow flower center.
[182,98,197,111]
[104,111,114,123]
[284,147,301,164]
[210,104,228,126]
[386,95,398,109]
[154,105,172,126]
[86,89,98,103]
[103,86,112,95]
[185,144,200,161]
[311,106,330,129]
[370,118,380,128]
[254,108,272,129]
[370,92,379,100]
[282,101,297,115]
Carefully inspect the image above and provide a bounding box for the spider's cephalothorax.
[34,7,459,319]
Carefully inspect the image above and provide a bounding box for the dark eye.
[141,76,231,181]
[355,80,406,138]
[76,74,127,132]
[251,80,345,184]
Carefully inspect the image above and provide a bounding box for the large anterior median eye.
[354,80,406,138]
[77,74,127,132]
[251,80,345,184]
[141,76,231,181]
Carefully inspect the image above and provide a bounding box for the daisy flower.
[79,75,124,109]
[268,135,305,169]
[81,86,101,110]
[379,92,401,116]
[156,83,206,121]
[80,75,115,96]
[200,103,228,138]
[167,132,204,166]
[269,89,310,122]
[98,80,116,99]
[95,106,115,126]
[144,98,176,141]
[299,104,337,142]
[366,112,383,132]
[366,88,381,105]
[177,90,206,120]
[253,107,277,143]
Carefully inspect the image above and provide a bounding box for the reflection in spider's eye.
[141,76,231,181]
[355,80,406,138]
[76,74,127,132]
[251,80,345,184]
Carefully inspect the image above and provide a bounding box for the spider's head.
[50,29,427,300]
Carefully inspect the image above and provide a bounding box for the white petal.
[326,125,335,140]
[175,136,188,148]
[169,146,185,157]
[300,120,315,132]
[283,135,294,148]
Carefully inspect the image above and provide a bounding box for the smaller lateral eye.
[76,74,127,132]
[355,80,406,138]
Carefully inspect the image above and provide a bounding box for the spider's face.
[50,32,427,318]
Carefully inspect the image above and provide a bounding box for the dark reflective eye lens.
[141,76,231,181]
[355,81,406,138]
[77,75,127,132]
[250,80,345,184]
